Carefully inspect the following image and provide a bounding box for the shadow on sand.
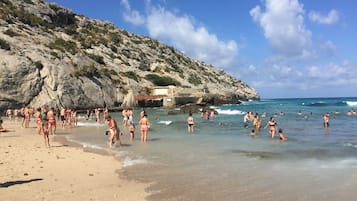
[0,178,43,188]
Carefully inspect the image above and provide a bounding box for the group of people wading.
[105,108,150,148]
[244,111,287,141]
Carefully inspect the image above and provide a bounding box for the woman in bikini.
[265,117,277,139]
[129,120,135,143]
[187,113,194,133]
[139,114,150,143]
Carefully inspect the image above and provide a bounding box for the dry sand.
[0,119,150,201]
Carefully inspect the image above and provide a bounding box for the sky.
[47,0,357,99]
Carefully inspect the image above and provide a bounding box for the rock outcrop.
[0,0,259,111]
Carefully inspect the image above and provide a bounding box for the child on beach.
[129,121,135,143]
[250,129,256,138]
[0,119,11,132]
[42,120,50,147]
[278,128,287,141]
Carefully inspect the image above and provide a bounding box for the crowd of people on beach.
[2,104,356,148]
[2,105,152,148]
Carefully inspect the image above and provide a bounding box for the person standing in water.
[129,121,135,143]
[323,113,329,127]
[265,117,277,139]
[187,112,195,133]
[139,114,150,143]
[106,116,121,147]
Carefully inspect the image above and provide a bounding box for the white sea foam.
[346,101,357,106]
[343,142,357,148]
[215,109,246,115]
[157,120,172,125]
[115,150,129,158]
[81,143,105,150]
[77,121,105,127]
[122,156,149,167]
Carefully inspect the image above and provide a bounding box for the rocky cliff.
[0,0,259,111]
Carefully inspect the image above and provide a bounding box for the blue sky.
[48,0,357,99]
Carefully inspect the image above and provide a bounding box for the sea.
[67,97,357,201]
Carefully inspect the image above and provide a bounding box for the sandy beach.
[0,119,150,201]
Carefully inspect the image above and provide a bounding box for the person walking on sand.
[187,112,195,133]
[139,114,150,143]
[265,117,277,139]
[60,107,66,128]
[41,120,50,148]
[34,108,42,135]
[24,107,31,128]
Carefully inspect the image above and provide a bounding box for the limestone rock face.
[0,0,259,111]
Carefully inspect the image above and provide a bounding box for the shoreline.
[0,119,150,201]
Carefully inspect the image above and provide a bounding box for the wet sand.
[0,119,150,201]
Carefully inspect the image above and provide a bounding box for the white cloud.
[121,0,145,25]
[120,1,239,68]
[309,9,339,25]
[274,63,357,89]
[319,40,337,58]
[250,0,312,59]
[146,6,238,67]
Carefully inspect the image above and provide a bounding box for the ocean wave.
[115,150,129,158]
[215,109,246,115]
[77,121,105,127]
[157,120,172,125]
[346,101,357,106]
[302,100,353,107]
[122,156,149,167]
[81,143,105,150]
[343,142,357,148]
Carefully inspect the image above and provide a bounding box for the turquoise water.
[68,97,357,201]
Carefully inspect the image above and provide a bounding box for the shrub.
[15,7,43,27]
[3,29,21,37]
[109,33,122,44]
[98,68,117,77]
[47,38,77,54]
[145,74,180,86]
[0,38,11,51]
[71,65,98,78]
[87,53,105,65]
[121,71,140,82]
[110,45,117,53]
[50,51,60,59]
[188,74,202,86]
[24,0,34,4]
[138,61,150,71]
[64,24,78,35]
